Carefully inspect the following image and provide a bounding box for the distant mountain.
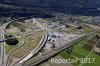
[1,0,100,8]
[0,0,100,17]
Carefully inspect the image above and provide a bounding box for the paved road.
[5,18,99,66]
[21,35,84,66]
[0,27,3,65]
[7,18,48,66]
[0,21,15,66]
[0,17,25,66]
[0,31,36,43]
[21,30,98,66]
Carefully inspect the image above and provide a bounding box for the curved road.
[0,17,25,66]
[7,18,48,66]
[21,29,99,66]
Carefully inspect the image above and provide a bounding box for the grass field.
[5,45,16,54]
[12,31,42,58]
[83,25,94,34]
[7,30,43,65]
[56,24,94,34]
[12,22,27,29]
[5,36,25,54]
[60,34,100,66]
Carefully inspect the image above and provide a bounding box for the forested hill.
[1,0,100,8]
[0,0,100,17]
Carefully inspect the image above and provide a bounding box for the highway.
[0,17,25,66]
[0,31,36,43]
[7,18,48,66]
[3,18,99,66]
[0,20,19,66]
[21,30,98,66]
[21,35,84,66]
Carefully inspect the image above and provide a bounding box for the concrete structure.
[25,19,32,23]
[44,43,53,50]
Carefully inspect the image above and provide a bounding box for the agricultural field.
[60,33,100,66]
